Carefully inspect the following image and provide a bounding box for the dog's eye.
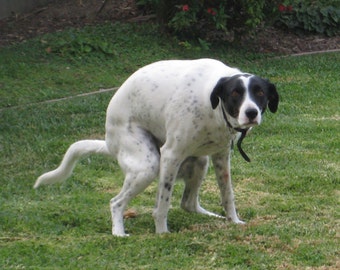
[231,89,240,97]
[255,89,264,96]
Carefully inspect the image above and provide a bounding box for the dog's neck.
[220,103,251,162]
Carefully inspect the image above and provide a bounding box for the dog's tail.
[33,140,110,189]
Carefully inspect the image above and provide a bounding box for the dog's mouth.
[240,120,259,128]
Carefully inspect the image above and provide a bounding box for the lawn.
[0,23,339,269]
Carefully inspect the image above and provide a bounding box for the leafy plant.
[277,1,340,36]
[138,0,275,42]
[43,28,116,56]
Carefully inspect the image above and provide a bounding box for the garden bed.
[0,0,339,54]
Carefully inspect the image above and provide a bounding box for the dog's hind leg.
[179,157,224,218]
[108,131,160,236]
[110,169,157,236]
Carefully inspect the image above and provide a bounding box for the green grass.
[0,22,339,269]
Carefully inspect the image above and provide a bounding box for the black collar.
[221,103,251,162]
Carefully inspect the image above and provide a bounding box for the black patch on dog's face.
[248,76,279,114]
[210,75,249,118]
[210,75,279,116]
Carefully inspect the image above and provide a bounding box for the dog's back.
[106,59,241,144]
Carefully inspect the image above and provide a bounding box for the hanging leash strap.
[221,103,251,162]
[234,128,251,162]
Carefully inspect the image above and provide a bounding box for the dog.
[34,58,279,236]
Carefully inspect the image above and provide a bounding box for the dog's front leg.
[153,149,182,234]
[212,151,245,224]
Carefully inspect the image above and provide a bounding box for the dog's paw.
[112,227,130,237]
[112,231,130,237]
[155,225,170,234]
[156,229,170,234]
[234,219,246,225]
[116,234,130,237]
[227,216,246,225]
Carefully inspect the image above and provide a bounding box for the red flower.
[182,4,189,12]
[278,4,293,12]
[278,4,286,12]
[207,7,217,16]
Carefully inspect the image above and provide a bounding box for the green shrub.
[137,0,277,41]
[276,1,340,36]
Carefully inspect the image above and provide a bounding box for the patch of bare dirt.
[0,0,339,55]
[0,0,139,46]
[243,26,340,55]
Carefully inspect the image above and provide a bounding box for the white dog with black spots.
[34,59,279,236]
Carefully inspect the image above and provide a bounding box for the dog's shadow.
[124,208,224,235]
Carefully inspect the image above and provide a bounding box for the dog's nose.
[245,109,258,120]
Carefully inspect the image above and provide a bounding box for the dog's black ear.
[268,83,279,113]
[210,77,228,109]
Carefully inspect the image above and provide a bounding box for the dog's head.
[210,74,279,129]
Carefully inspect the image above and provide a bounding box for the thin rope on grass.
[0,87,118,112]
[273,48,340,59]
[1,49,339,112]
